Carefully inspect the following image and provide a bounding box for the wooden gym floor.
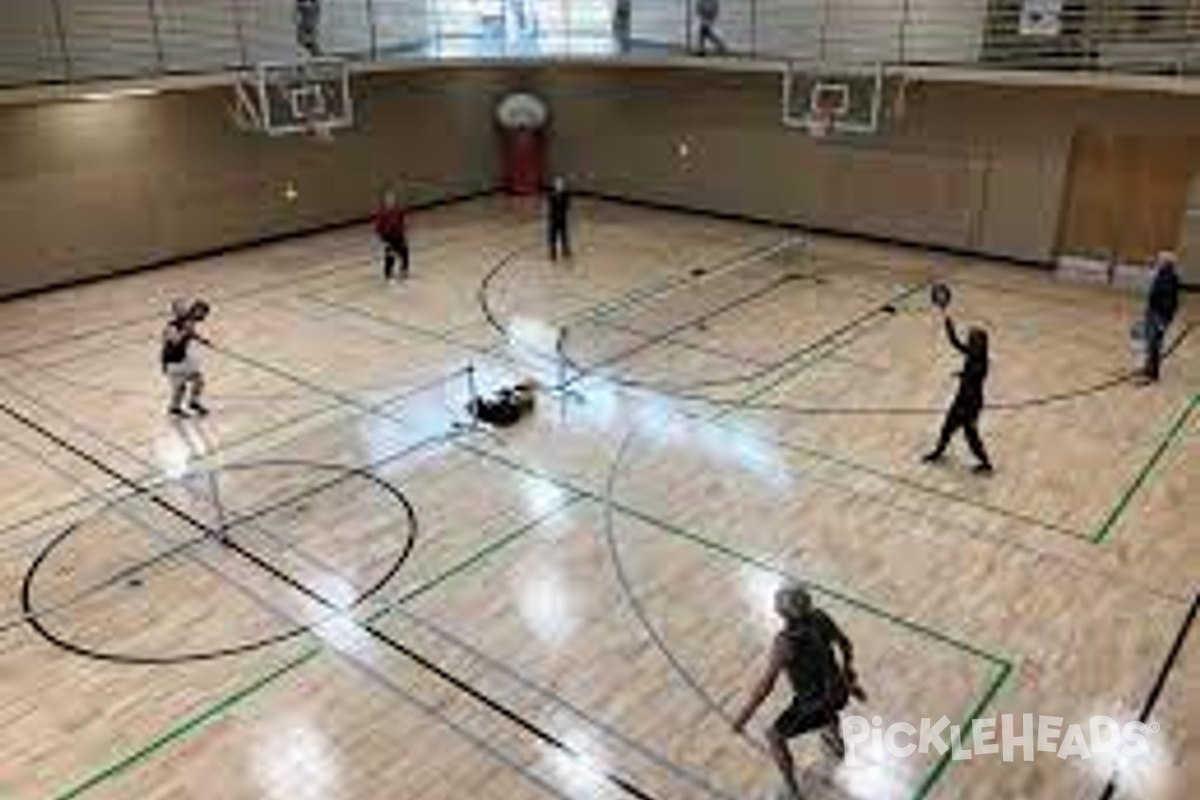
[0,197,1195,800]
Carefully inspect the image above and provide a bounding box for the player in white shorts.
[161,299,211,417]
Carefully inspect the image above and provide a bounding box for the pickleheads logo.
[841,715,1158,766]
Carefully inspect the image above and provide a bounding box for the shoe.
[921,452,944,464]
[189,402,209,417]
[821,728,847,760]
[168,406,187,418]
[973,463,994,475]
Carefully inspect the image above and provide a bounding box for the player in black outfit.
[733,585,865,800]
[1137,251,1181,385]
[547,177,572,261]
[923,310,993,473]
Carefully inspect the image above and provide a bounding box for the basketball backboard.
[782,61,885,139]
[232,57,353,138]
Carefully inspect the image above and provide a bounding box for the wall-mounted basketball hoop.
[782,61,886,140]
[229,57,352,140]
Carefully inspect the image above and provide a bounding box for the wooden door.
[1058,129,1199,265]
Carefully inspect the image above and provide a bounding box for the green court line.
[36,497,580,800]
[561,237,797,325]
[46,648,322,800]
[566,314,777,369]
[0,248,373,367]
[707,417,1088,540]
[456,441,1010,667]
[451,442,1013,800]
[1,399,341,546]
[618,502,1011,666]
[910,659,1015,800]
[33,277,1009,800]
[1091,393,1199,545]
[39,439,1007,800]
[303,237,807,376]
[299,293,503,357]
[718,282,928,417]
[362,494,584,625]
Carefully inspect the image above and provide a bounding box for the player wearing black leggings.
[923,312,993,474]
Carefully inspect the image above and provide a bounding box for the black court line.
[477,237,795,367]
[0,365,479,648]
[206,484,735,800]
[0,249,365,365]
[807,250,1199,357]
[185,519,657,800]
[0,396,660,800]
[559,272,815,389]
[1097,593,1199,800]
[721,321,1196,418]
[5,409,417,664]
[577,315,778,368]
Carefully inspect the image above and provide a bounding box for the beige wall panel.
[0,69,506,296]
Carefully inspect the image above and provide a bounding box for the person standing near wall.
[374,190,410,281]
[547,177,572,262]
[695,0,727,55]
[1135,250,1181,385]
[296,0,323,57]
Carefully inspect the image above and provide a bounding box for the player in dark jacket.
[1137,251,1181,384]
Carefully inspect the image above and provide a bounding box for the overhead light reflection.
[739,565,786,635]
[520,475,569,519]
[516,564,577,647]
[1086,710,1176,800]
[251,717,340,800]
[79,87,160,102]
[542,728,610,799]
[837,735,914,800]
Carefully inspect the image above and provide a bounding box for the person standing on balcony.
[613,0,632,53]
[695,0,727,55]
[296,0,323,57]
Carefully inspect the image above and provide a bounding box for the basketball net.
[807,110,836,139]
[304,116,337,144]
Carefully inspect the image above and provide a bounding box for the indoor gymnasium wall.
[536,66,1200,268]
[0,68,505,297]
[4,61,1200,298]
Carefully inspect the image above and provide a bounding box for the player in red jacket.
[374,191,409,281]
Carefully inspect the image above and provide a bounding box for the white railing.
[2,0,1199,87]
